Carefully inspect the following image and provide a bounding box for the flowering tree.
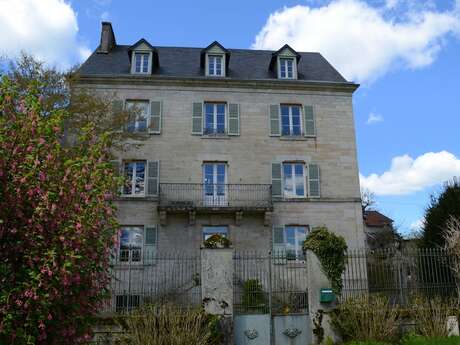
[0,74,119,343]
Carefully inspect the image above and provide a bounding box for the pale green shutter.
[269,105,280,136]
[308,164,320,198]
[149,101,162,134]
[110,160,121,176]
[192,102,203,135]
[271,163,282,198]
[273,226,286,264]
[228,103,240,136]
[304,105,316,137]
[112,100,124,132]
[147,160,160,196]
[144,225,157,264]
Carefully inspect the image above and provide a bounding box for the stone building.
[75,22,365,264]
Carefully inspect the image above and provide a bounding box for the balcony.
[158,183,273,225]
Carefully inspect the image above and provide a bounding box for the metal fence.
[159,183,272,209]
[342,248,459,305]
[233,251,309,315]
[101,251,201,314]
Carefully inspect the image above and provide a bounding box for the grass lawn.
[345,336,460,345]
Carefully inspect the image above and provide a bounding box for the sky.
[1,0,460,236]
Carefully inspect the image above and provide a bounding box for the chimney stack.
[98,22,116,53]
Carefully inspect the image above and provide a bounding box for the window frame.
[283,225,309,261]
[202,225,229,241]
[131,51,152,74]
[117,226,145,263]
[282,162,306,198]
[122,160,147,197]
[203,102,227,135]
[206,54,225,77]
[125,100,150,133]
[278,57,296,79]
[280,104,303,136]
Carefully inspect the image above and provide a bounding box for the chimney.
[98,22,116,53]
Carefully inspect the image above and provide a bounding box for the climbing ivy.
[303,226,348,294]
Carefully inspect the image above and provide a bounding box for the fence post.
[201,247,234,345]
[306,250,340,344]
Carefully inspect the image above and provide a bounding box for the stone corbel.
[264,211,272,227]
[235,211,243,226]
[189,210,196,225]
[159,210,167,226]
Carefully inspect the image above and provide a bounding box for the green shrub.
[330,295,399,342]
[344,342,392,345]
[241,279,268,313]
[114,303,221,345]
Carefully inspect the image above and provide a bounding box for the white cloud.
[100,11,110,21]
[360,151,460,195]
[252,0,460,83]
[410,218,425,231]
[367,112,384,124]
[0,0,90,69]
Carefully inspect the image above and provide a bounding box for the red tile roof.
[364,210,394,227]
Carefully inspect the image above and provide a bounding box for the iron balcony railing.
[159,183,272,210]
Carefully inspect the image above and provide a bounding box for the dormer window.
[134,52,150,74]
[202,41,230,78]
[208,55,223,76]
[279,58,294,79]
[128,38,158,75]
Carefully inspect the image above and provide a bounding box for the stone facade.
[73,81,365,252]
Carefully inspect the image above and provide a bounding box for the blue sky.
[1,0,460,236]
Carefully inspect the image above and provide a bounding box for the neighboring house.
[363,210,399,250]
[75,22,365,264]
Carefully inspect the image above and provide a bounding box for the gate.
[233,251,311,345]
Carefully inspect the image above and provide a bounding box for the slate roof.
[78,45,350,84]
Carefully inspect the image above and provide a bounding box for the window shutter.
[110,160,121,176]
[228,103,240,136]
[308,164,320,198]
[269,105,281,136]
[273,226,286,264]
[149,101,162,134]
[192,102,203,135]
[144,225,157,264]
[304,105,316,137]
[271,163,282,198]
[147,160,160,196]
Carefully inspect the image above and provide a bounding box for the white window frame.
[283,225,309,261]
[278,57,296,79]
[131,51,152,74]
[280,104,303,136]
[204,102,227,135]
[122,160,146,197]
[206,54,225,77]
[118,226,145,263]
[125,100,150,132]
[282,162,306,198]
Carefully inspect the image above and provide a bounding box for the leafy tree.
[0,68,120,342]
[419,178,460,248]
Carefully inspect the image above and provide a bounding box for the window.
[208,55,223,76]
[133,52,150,74]
[283,163,305,198]
[125,101,149,132]
[281,105,302,136]
[204,103,226,135]
[203,226,228,241]
[203,163,227,206]
[123,161,146,196]
[116,295,140,312]
[279,58,294,79]
[285,226,309,260]
[118,226,144,262]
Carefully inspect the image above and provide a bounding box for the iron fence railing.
[233,251,309,315]
[101,251,201,314]
[341,248,459,305]
[159,183,272,209]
